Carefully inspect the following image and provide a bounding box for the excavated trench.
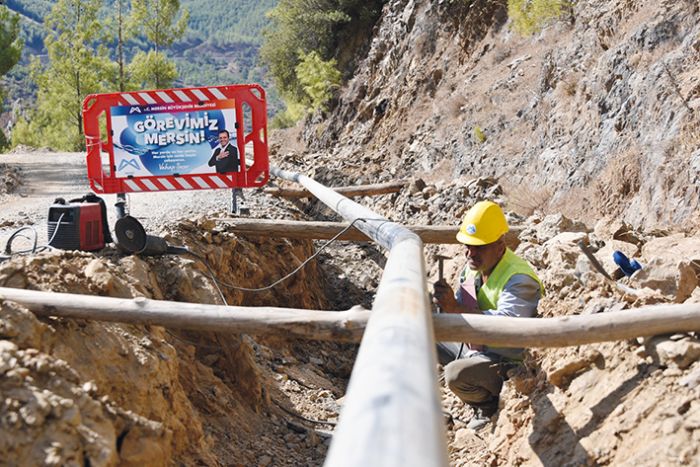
[3,205,700,466]
[2,160,700,465]
[0,214,373,466]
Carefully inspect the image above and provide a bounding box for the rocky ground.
[2,0,700,465]
[302,0,700,231]
[0,163,20,196]
[0,149,370,466]
[1,147,699,465]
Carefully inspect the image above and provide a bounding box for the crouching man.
[433,201,543,430]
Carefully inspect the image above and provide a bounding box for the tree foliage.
[180,0,276,46]
[12,0,116,151]
[106,0,133,92]
[0,4,22,150]
[295,50,341,112]
[129,0,188,88]
[261,0,383,123]
[131,0,188,52]
[128,49,177,89]
[0,5,21,78]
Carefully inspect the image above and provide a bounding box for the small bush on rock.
[296,50,341,112]
[508,0,571,36]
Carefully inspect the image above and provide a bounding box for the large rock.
[641,234,700,262]
[520,213,589,244]
[632,234,700,302]
[591,216,644,246]
[644,335,700,370]
[538,232,589,299]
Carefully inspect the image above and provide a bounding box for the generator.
[47,193,112,251]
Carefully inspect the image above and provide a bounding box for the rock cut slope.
[301,0,700,231]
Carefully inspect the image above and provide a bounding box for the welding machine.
[47,193,112,251]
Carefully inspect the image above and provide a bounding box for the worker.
[433,200,543,430]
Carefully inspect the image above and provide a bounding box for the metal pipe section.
[271,167,448,467]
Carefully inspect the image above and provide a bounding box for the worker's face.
[218,133,229,145]
[464,240,505,274]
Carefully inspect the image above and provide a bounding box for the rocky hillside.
[297,0,699,231]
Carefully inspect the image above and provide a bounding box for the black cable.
[185,217,371,294]
[1,213,66,262]
[4,226,39,255]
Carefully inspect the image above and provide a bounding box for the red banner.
[82,85,269,194]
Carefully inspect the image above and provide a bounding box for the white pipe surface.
[271,167,448,467]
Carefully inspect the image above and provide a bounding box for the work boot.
[466,398,499,431]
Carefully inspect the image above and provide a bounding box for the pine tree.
[112,0,132,92]
[12,0,116,151]
[0,3,22,150]
[129,0,188,88]
[0,4,21,81]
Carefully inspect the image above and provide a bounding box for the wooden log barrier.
[219,218,462,244]
[2,287,699,347]
[264,180,406,199]
[219,219,523,247]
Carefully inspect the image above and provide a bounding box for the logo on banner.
[118,159,141,171]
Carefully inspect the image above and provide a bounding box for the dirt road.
[0,151,241,250]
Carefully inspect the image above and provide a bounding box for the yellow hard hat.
[456,201,509,245]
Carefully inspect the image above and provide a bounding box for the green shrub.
[473,125,486,143]
[508,0,570,36]
[260,0,383,123]
[270,99,306,128]
[0,128,8,151]
[295,50,341,112]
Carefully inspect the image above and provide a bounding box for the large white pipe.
[271,167,448,467]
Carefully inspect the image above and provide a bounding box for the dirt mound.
[0,216,352,465]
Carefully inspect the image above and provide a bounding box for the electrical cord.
[0,213,65,261]
[184,217,372,299]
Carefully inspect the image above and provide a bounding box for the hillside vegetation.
[2,0,278,132]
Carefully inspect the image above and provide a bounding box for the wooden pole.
[264,180,406,199]
[2,287,699,347]
[432,304,700,347]
[219,218,523,249]
[218,218,461,244]
[270,167,448,467]
[0,287,367,341]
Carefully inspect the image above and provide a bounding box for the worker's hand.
[432,279,460,313]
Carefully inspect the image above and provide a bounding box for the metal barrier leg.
[230,188,249,216]
[115,193,129,219]
[230,189,239,215]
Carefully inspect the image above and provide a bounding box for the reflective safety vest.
[460,248,544,311]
